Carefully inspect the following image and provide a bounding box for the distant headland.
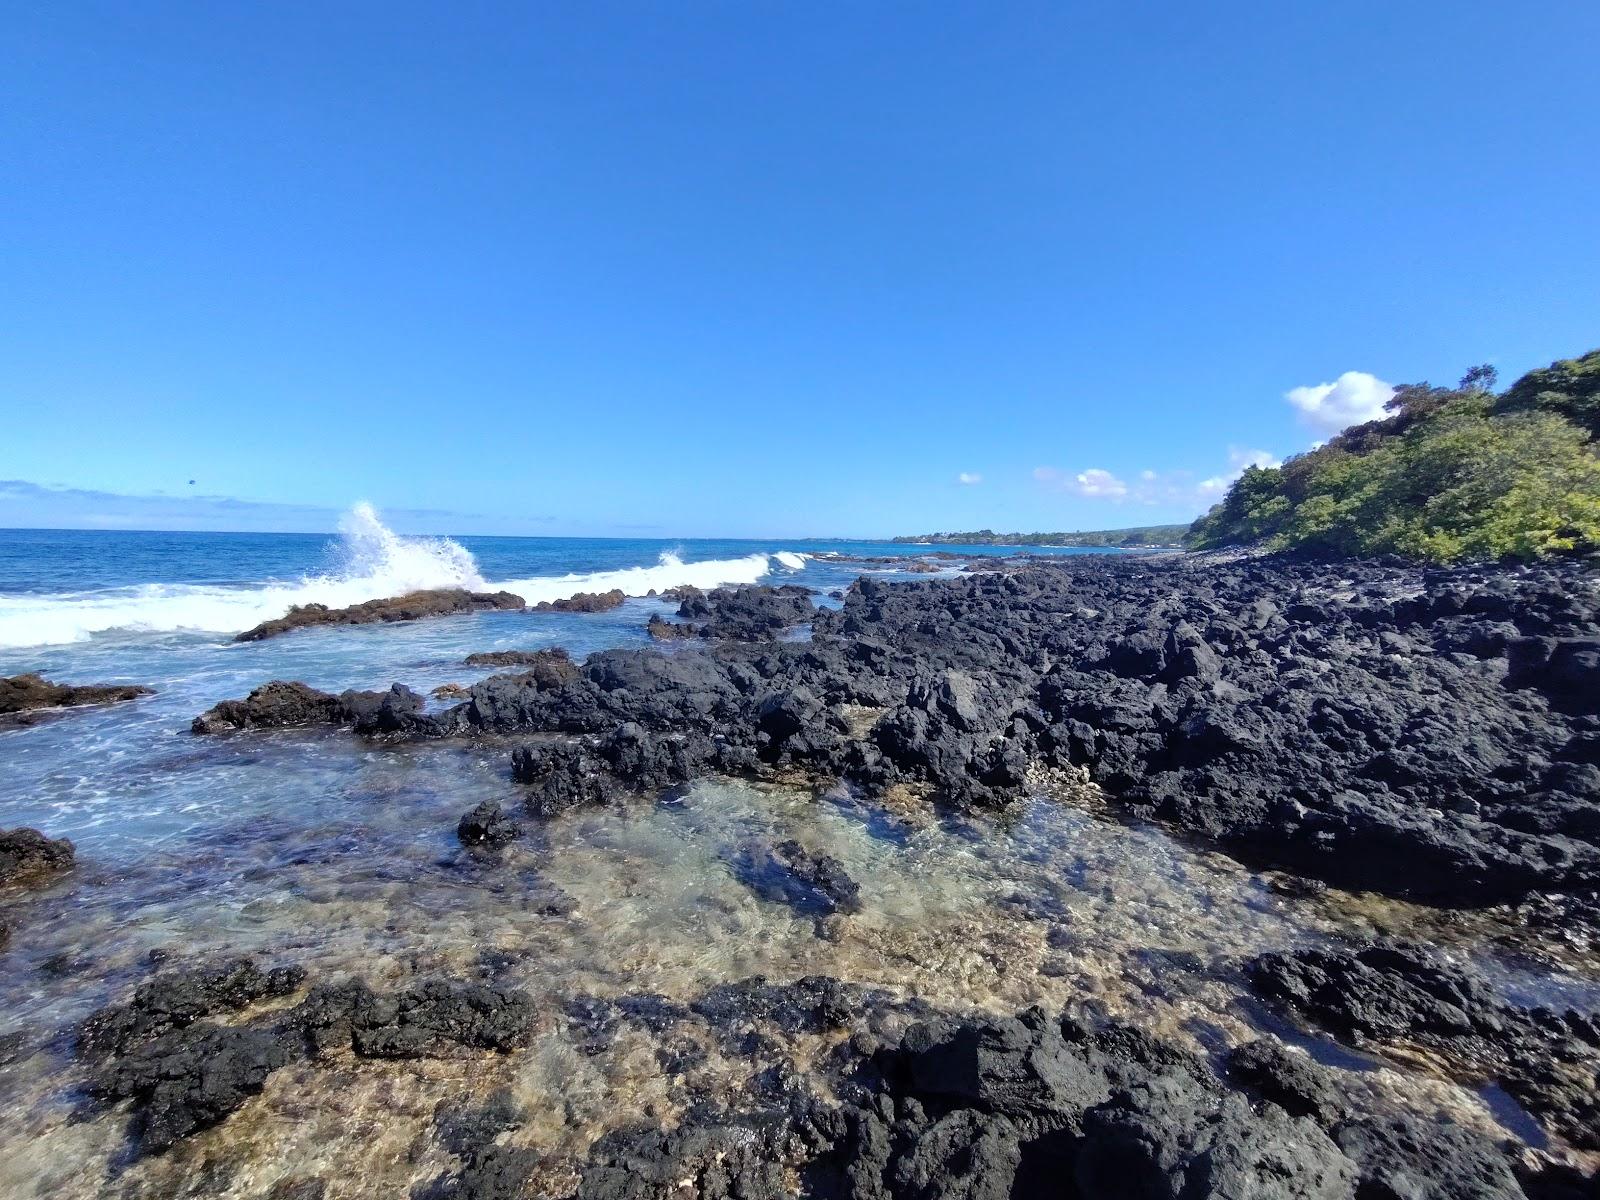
[891,524,1190,548]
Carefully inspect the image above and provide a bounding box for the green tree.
[1496,348,1600,438]
[1189,351,1600,563]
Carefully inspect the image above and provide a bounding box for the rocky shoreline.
[199,556,1600,915]
[12,553,1600,1197]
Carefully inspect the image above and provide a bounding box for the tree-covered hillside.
[893,525,1190,548]
[1189,349,1600,562]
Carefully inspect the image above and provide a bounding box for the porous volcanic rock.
[79,959,536,1156]
[731,838,863,917]
[79,956,308,1063]
[234,588,525,642]
[650,584,817,640]
[0,826,76,886]
[192,680,429,735]
[463,648,582,688]
[1249,939,1600,1148]
[553,996,1555,1200]
[456,799,523,850]
[195,557,1600,912]
[531,589,625,613]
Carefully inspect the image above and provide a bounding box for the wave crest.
[0,505,781,648]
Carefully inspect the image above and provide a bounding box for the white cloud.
[1032,445,1281,509]
[956,472,983,486]
[1072,468,1129,498]
[1198,447,1280,498]
[1286,371,1395,434]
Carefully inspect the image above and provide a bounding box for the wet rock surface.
[732,837,864,918]
[76,958,537,1157]
[547,994,1556,1200]
[531,589,625,613]
[456,800,524,850]
[462,648,581,687]
[1249,940,1600,1149]
[234,588,525,642]
[0,826,76,886]
[192,680,430,734]
[0,673,152,729]
[79,956,307,1063]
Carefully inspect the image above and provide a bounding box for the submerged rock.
[234,588,525,642]
[0,673,152,729]
[732,838,863,917]
[574,1119,793,1200]
[1249,940,1600,1148]
[0,826,75,886]
[80,963,537,1157]
[531,589,625,613]
[89,1021,291,1154]
[79,955,308,1063]
[456,800,523,850]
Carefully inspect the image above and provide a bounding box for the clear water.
[0,513,1594,1197]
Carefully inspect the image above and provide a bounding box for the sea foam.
[0,504,779,649]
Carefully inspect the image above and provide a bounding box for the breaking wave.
[0,504,779,649]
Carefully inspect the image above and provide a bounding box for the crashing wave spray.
[0,505,787,648]
[0,504,490,648]
[333,502,486,593]
[495,550,773,607]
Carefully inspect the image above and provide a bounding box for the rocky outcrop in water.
[0,826,76,886]
[456,799,523,849]
[191,680,430,735]
[234,588,525,642]
[0,673,152,729]
[531,589,625,613]
[464,646,582,691]
[647,584,817,640]
[501,561,1600,913]
[195,558,1600,916]
[78,958,536,1156]
[1248,939,1600,1149]
[79,956,307,1062]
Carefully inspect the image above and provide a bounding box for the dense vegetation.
[1189,349,1600,563]
[893,524,1190,548]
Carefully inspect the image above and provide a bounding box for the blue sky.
[4,1,1597,538]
